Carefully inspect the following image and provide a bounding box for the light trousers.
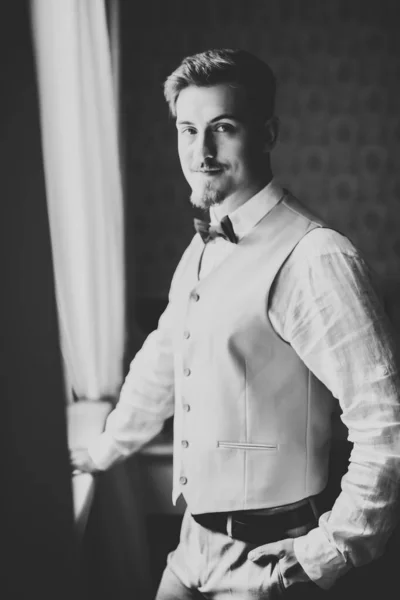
[154,509,324,599]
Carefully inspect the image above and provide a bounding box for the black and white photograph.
[3,1,400,599]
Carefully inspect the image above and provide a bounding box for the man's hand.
[69,447,99,474]
[248,538,312,589]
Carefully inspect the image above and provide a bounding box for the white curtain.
[30,0,125,402]
[30,2,154,597]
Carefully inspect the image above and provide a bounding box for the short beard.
[190,183,224,210]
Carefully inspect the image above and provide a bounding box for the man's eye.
[181,127,196,136]
[215,123,234,133]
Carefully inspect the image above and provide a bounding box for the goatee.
[190,183,224,210]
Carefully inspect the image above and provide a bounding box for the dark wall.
[1,4,81,598]
[120,0,400,338]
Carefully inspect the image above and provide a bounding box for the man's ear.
[262,116,279,152]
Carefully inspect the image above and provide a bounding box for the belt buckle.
[226,514,233,538]
[308,495,321,520]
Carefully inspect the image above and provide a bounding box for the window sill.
[67,400,112,533]
[72,472,96,535]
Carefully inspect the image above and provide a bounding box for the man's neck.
[212,174,273,220]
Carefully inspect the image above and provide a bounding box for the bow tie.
[194,215,238,244]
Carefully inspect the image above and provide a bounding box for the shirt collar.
[209,179,284,241]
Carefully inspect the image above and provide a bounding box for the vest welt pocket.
[217,441,277,451]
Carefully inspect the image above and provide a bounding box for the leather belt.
[191,496,323,545]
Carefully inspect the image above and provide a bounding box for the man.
[71,49,400,599]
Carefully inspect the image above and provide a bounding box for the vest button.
[181,440,189,448]
[179,476,187,485]
[183,330,191,339]
[183,368,191,377]
[182,403,191,412]
[191,292,200,302]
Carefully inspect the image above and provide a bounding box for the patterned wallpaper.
[120,0,400,334]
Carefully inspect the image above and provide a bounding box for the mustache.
[192,161,225,172]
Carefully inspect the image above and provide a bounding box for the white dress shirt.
[89,179,400,589]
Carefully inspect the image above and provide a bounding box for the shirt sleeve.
[88,297,176,470]
[269,227,400,589]
[87,238,198,470]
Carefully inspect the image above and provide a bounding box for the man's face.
[175,83,268,211]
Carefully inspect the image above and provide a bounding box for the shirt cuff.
[87,430,126,471]
[293,526,351,590]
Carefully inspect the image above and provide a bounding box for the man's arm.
[70,238,198,474]
[69,298,176,473]
[269,227,400,589]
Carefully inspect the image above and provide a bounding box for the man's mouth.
[194,168,223,174]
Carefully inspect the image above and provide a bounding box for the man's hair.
[163,48,276,121]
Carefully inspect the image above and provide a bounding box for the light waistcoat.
[170,191,336,513]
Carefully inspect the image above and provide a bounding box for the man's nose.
[195,130,216,161]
